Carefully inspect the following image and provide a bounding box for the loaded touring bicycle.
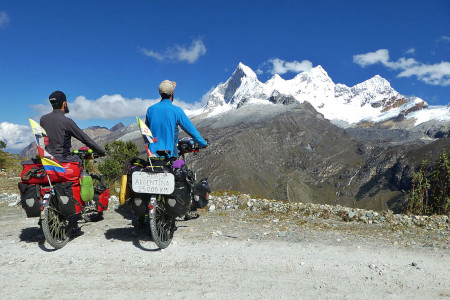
[18,119,109,249]
[119,117,211,249]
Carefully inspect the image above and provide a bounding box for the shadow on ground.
[19,222,85,252]
[19,227,44,243]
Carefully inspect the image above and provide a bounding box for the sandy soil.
[0,204,449,300]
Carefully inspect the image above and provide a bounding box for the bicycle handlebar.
[72,147,99,160]
[177,137,208,155]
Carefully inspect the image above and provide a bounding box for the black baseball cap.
[49,91,66,108]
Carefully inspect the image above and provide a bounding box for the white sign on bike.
[131,172,175,195]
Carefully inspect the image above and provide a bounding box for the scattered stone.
[277,231,288,238]
[237,195,248,209]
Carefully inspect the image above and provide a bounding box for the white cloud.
[141,38,206,64]
[398,62,450,86]
[405,48,416,55]
[269,58,313,75]
[353,49,390,67]
[32,94,205,121]
[0,122,34,152]
[0,11,10,27]
[353,49,450,86]
[140,49,164,61]
[440,36,450,42]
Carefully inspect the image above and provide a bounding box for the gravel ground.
[0,200,449,300]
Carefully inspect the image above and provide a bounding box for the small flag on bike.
[136,117,157,158]
[41,157,66,175]
[29,118,55,160]
[136,117,157,143]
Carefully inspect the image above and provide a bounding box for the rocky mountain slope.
[187,103,449,212]
[18,101,449,213]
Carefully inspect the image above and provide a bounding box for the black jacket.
[40,110,106,161]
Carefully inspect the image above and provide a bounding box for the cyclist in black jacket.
[40,91,106,162]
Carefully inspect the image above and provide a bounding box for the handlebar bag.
[20,159,81,184]
[18,182,42,218]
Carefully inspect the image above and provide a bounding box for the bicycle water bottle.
[80,169,94,202]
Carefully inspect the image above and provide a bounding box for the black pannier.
[164,180,191,217]
[164,165,193,217]
[54,182,78,217]
[18,182,42,218]
[192,178,211,209]
[130,193,150,217]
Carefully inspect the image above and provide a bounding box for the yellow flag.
[29,118,54,159]
[136,117,157,158]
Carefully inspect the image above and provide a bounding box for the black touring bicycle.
[119,118,210,249]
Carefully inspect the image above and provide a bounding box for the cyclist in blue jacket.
[145,80,207,157]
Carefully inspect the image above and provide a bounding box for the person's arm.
[177,109,207,147]
[67,119,106,156]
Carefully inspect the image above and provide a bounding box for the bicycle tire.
[41,194,73,249]
[149,198,175,249]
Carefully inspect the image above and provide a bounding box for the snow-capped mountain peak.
[235,62,258,79]
[202,62,449,126]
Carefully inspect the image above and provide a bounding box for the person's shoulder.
[40,112,50,121]
[172,105,189,118]
[62,114,76,125]
[169,102,185,113]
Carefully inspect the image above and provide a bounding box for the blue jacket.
[145,99,207,158]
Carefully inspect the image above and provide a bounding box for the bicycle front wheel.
[41,194,73,249]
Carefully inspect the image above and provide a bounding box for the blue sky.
[0,0,449,152]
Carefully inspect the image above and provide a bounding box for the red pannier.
[95,187,110,212]
[20,159,81,184]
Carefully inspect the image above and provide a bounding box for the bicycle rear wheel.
[41,194,73,249]
[149,198,176,249]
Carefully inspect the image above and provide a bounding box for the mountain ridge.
[198,62,448,127]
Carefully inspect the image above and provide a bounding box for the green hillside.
[0,150,26,194]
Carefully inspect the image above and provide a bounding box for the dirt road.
[0,204,449,299]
